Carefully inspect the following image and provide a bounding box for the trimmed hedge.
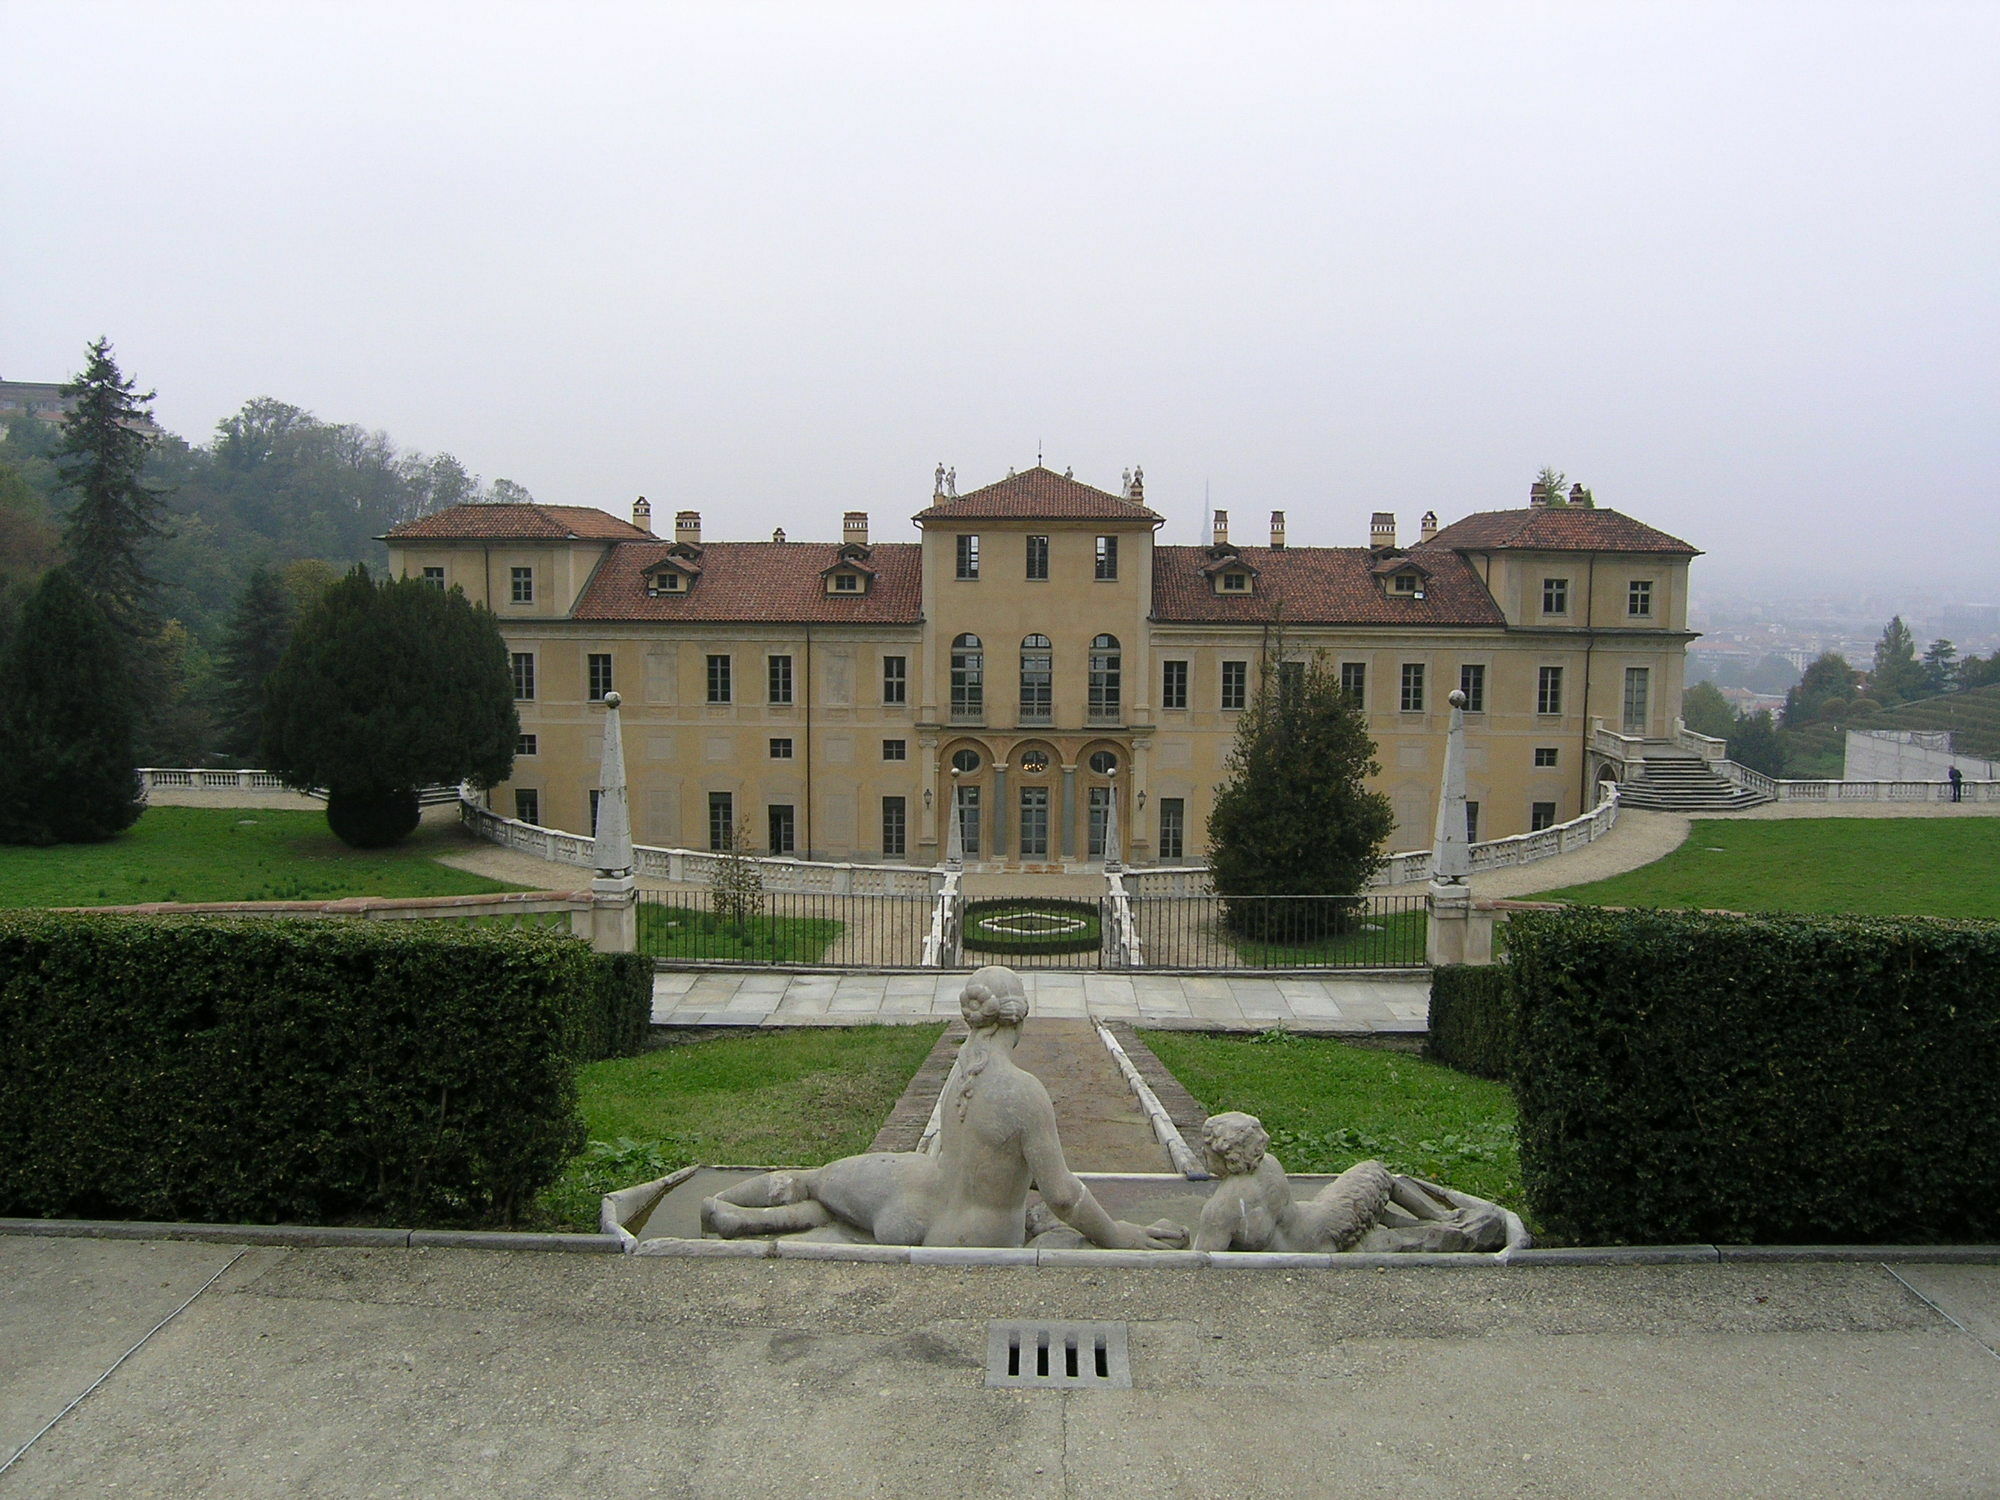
[581,950,654,1062]
[1509,907,2000,1246]
[1425,964,1517,1081]
[0,913,644,1227]
[961,898,1102,956]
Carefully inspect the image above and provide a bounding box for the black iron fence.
[1123,891,1429,971]
[638,889,932,968]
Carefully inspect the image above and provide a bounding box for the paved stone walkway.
[652,969,1429,1032]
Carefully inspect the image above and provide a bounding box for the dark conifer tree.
[0,568,143,844]
[215,566,297,759]
[261,567,517,847]
[56,339,168,634]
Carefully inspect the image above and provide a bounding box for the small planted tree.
[1207,653,1394,939]
[261,566,517,847]
[0,568,143,845]
[709,821,766,939]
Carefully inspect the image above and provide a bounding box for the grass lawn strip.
[0,806,525,908]
[533,1024,946,1230]
[638,903,844,963]
[1141,1029,1523,1213]
[1226,908,1429,967]
[1533,817,2000,920]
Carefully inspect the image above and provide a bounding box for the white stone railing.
[1123,786,1623,895]
[1672,720,1729,762]
[140,767,301,793]
[1590,722,1647,764]
[460,798,946,896]
[1716,760,1780,799]
[923,872,963,968]
[1102,872,1144,967]
[1750,776,2000,803]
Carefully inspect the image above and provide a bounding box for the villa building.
[383,466,1699,867]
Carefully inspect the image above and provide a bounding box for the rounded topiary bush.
[325,786,422,849]
[961,898,1102,956]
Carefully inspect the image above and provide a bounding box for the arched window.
[1088,633,1122,720]
[1019,634,1052,722]
[950,633,984,719]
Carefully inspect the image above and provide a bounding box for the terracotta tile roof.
[1425,507,1699,555]
[913,466,1163,523]
[385,503,655,542]
[573,541,922,623]
[1152,545,1506,627]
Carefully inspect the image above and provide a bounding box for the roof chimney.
[1212,509,1230,547]
[1528,483,1551,508]
[772,526,786,543]
[843,511,868,547]
[1419,509,1438,543]
[631,496,653,534]
[1269,510,1287,549]
[674,509,701,545]
[1370,512,1397,550]
[1569,482,1592,508]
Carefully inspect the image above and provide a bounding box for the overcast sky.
[6,3,1995,599]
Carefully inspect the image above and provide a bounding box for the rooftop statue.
[701,967,1188,1250]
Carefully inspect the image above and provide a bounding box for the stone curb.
[408,1230,622,1254]
[0,1218,619,1253]
[1093,1020,1207,1179]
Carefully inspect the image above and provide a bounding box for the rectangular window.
[882,655,907,704]
[513,789,539,826]
[1531,801,1558,832]
[516,733,537,757]
[1019,786,1049,858]
[955,534,980,579]
[708,792,733,851]
[589,789,602,835]
[1542,577,1569,615]
[1094,535,1118,580]
[1534,746,1559,767]
[768,653,793,705]
[510,566,534,604]
[1088,638,1121,720]
[881,796,906,857]
[510,652,536,701]
[1158,797,1185,860]
[829,572,860,592]
[1459,663,1485,712]
[951,638,984,719]
[1019,638,1052,722]
[1025,535,1049,580]
[587,653,613,701]
[1628,579,1654,617]
[1400,663,1425,712]
[1537,665,1564,715]
[769,737,793,759]
[1339,661,1367,707]
[1087,786,1112,859]
[706,654,732,704]
[1221,660,1248,710]
[954,784,981,856]
[1623,666,1651,734]
[421,566,445,589]
[767,804,795,855]
[882,738,907,761]
[1161,659,1189,710]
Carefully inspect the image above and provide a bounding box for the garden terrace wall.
[0,914,638,1228]
[1507,907,2000,1246]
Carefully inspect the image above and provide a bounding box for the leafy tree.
[1680,680,1738,741]
[1781,652,1859,728]
[55,339,168,634]
[214,566,298,758]
[1957,652,2000,691]
[1728,709,1784,779]
[1922,639,1959,695]
[1207,654,1394,935]
[1534,466,1568,505]
[0,568,143,844]
[1869,616,1927,706]
[261,567,518,847]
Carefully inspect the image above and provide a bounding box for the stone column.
[1060,763,1077,860]
[992,763,1008,859]
[1426,687,1473,967]
[1130,737,1152,861]
[1101,770,1123,873]
[918,736,940,857]
[590,691,637,954]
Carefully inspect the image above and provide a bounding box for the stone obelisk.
[590,690,638,952]
[1425,687,1485,964]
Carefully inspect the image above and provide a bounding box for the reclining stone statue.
[1190,1111,1507,1254]
[701,966,1188,1251]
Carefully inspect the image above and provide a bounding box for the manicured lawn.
[533,1024,946,1230]
[1226,908,1429,968]
[0,807,523,908]
[1532,817,2000,919]
[638,903,844,963]
[1141,1030,1522,1211]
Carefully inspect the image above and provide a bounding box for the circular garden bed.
[961,897,1103,957]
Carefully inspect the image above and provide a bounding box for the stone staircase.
[1615,755,1772,811]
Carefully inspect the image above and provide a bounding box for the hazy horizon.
[6,4,1994,599]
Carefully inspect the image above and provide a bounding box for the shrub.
[1425,964,1517,1081]
[0,914,646,1227]
[961,898,1102,956]
[581,950,654,1062]
[1508,907,2000,1245]
[324,786,422,849]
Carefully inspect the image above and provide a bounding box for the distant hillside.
[1784,683,2000,775]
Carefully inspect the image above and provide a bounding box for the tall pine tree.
[56,339,168,634]
[215,566,297,759]
[0,568,143,844]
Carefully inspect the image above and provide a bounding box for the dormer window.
[826,571,864,594]
[1390,572,1421,596]
[1217,571,1252,594]
[649,571,686,596]
[646,558,698,596]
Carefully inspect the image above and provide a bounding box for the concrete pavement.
[4,1235,1998,1498]
[651,969,1431,1033]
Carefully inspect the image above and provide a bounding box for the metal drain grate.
[985,1320,1132,1389]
